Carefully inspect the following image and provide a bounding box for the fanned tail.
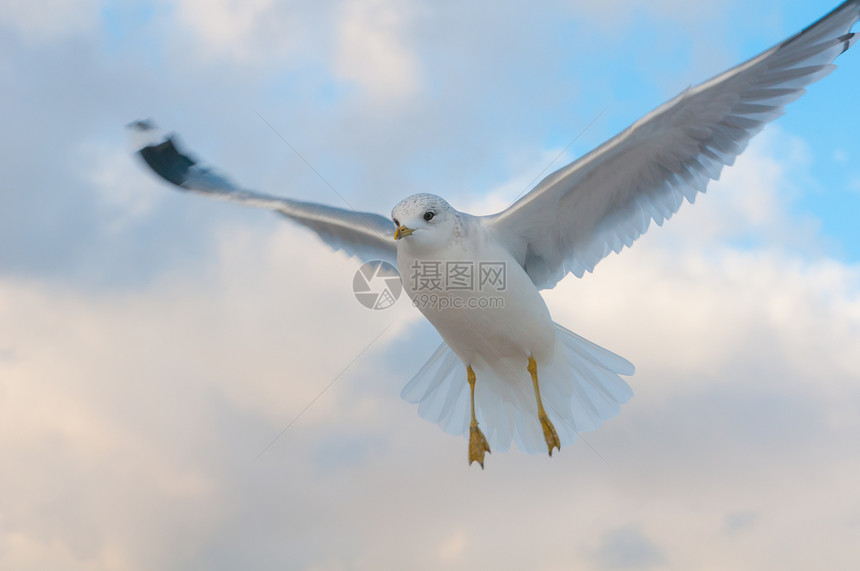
[400,323,634,454]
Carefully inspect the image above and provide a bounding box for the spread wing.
[487,0,860,289]
[130,122,398,269]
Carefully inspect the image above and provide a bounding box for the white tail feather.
[401,323,634,454]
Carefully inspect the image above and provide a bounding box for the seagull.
[131,1,860,467]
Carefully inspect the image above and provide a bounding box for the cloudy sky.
[2,0,860,569]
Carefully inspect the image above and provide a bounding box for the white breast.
[397,214,556,368]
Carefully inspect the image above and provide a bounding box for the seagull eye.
[423,211,435,221]
[393,218,399,226]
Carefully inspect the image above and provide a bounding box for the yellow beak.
[394,225,414,240]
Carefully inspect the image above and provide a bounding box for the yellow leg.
[528,357,561,457]
[467,365,491,468]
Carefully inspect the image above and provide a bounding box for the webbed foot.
[468,424,491,468]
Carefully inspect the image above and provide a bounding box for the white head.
[391,193,459,253]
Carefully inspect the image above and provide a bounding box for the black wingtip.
[138,137,196,187]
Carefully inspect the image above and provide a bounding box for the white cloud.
[3,133,860,569]
[172,0,274,49]
[333,0,421,100]
[0,0,101,43]
[0,223,407,570]
[163,0,329,72]
[81,142,164,232]
[436,530,467,563]
[164,0,422,100]
[160,0,421,104]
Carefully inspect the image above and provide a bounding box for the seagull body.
[393,195,555,367]
[131,1,860,466]
[393,195,571,460]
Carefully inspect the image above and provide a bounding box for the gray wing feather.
[136,133,398,269]
[488,0,860,289]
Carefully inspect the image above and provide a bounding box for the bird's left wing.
[131,123,398,268]
[487,0,860,289]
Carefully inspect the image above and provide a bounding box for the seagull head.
[391,193,458,252]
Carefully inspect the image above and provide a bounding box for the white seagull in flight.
[131,1,860,467]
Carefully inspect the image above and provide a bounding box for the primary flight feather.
[131,1,860,467]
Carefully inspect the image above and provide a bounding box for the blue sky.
[2,1,860,569]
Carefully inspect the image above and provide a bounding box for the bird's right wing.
[486,0,860,289]
[131,124,398,268]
